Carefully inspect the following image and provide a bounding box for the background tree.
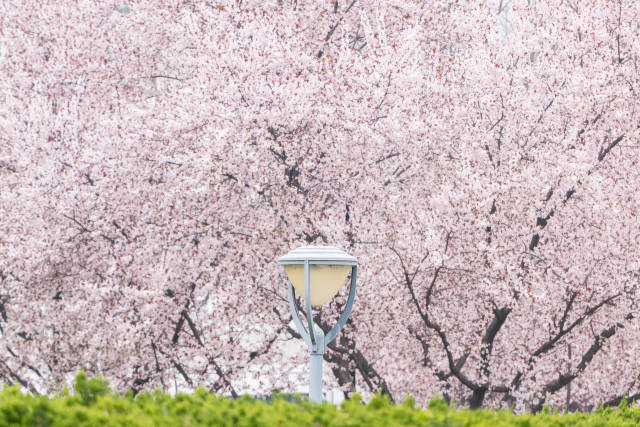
[1,0,638,412]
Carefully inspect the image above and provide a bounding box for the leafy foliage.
[1,375,640,426]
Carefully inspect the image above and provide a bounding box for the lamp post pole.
[278,246,357,403]
[309,329,324,402]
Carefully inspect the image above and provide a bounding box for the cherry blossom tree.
[1,0,639,413]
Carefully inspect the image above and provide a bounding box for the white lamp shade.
[284,264,351,307]
[277,246,357,307]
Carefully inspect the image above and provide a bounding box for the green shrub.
[0,374,639,426]
[73,371,111,406]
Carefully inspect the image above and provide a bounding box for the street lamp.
[277,245,357,403]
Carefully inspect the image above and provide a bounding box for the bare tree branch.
[531,314,634,413]
[598,135,624,161]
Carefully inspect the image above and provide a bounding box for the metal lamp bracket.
[287,264,357,355]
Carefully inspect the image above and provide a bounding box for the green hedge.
[1,373,639,426]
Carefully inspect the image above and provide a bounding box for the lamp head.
[278,246,357,307]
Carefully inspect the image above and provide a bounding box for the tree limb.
[392,247,480,393]
[598,135,624,161]
[531,313,634,412]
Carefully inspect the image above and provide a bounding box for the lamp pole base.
[309,352,323,403]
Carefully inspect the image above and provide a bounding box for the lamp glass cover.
[284,264,351,306]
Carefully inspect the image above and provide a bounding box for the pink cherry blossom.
[1,0,638,412]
